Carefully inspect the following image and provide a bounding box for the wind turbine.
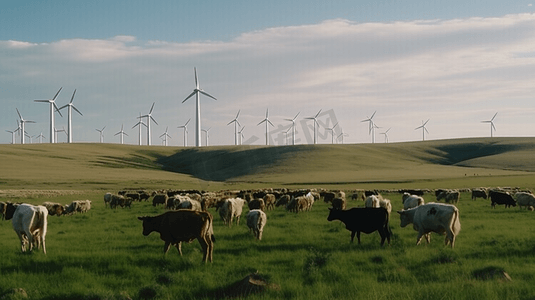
[132,113,147,145]
[178,119,190,147]
[58,89,83,143]
[160,127,171,146]
[34,87,63,143]
[16,108,35,144]
[238,126,245,145]
[415,119,430,141]
[257,108,274,145]
[202,127,211,146]
[481,112,498,138]
[227,110,241,145]
[380,127,391,143]
[284,112,300,145]
[96,126,106,143]
[284,126,292,145]
[115,124,128,144]
[337,129,349,144]
[37,132,46,143]
[326,122,338,144]
[305,109,322,144]
[139,102,158,145]
[361,111,377,143]
[182,67,217,147]
[6,130,16,144]
[55,127,67,143]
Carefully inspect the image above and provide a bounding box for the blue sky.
[2,1,535,145]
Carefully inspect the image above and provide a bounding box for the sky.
[2,0,535,146]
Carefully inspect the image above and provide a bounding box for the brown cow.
[138,210,215,263]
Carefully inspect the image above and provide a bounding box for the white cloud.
[3,14,535,145]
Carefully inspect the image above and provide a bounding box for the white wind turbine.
[202,127,211,146]
[55,127,67,143]
[115,124,128,144]
[415,119,430,141]
[182,67,217,147]
[16,108,35,144]
[361,111,377,143]
[160,127,171,146]
[96,126,106,143]
[305,109,322,144]
[140,102,158,146]
[257,108,274,145]
[284,126,292,145]
[284,112,300,145]
[132,113,147,146]
[326,122,338,144]
[58,89,83,143]
[227,110,241,145]
[337,129,349,144]
[37,132,46,143]
[34,87,63,143]
[6,129,16,144]
[238,126,245,145]
[481,112,498,138]
[178,119,191,147]
[380,127,391,143]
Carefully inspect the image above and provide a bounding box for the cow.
[11,204,48,254]
[327,207,391,246]
[65,200,91,214]
[138,210,215,263]
[248,199,265,211]
[331,197,346,210]
[246,209,267,240]
[152,194,169,207]
[263,194,276,211]
[471,188,488,200]
[402,193,425,210]
[436,190,460,204]
[514,192,535,210]
[397,203,461,248]
[364,195,381,208]
[489,190,517,208]
[42,202,65,216]
[275,195,291,207]
[218,198,246,227]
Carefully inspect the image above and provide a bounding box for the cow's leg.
[416,232,425,245]
[174,242,183,256]
[356,231,361,244]
[379,230,386,246]
[350,231,356,243]
[16,231,27,252]
[425,233,431,244]
[163,241,172,254]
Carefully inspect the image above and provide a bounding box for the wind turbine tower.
[34,87,63,143]
[227,110,241,145]
[361,111,377,143]
[481,112,498,138]
[140,102,158,145]
[178,119,190,147]
[305,109,322,144]
[182,67,217,147]
[202,127,211,146]
[380,127,391,143]
[115,124,128,144]
[257,108,274,145]
[238,126,245,145]
[16,108,35,144]
[132,113,147,145]
[284,112,300,145]
[326,122,338,144]
[58,89,83,143]
[96,126,106,143]
[415,119,430,141]
[160,127,171,146]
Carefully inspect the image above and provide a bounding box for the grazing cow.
[138,210,215,263]
[331,197,346,210]
[12,204,48,254]
[304,192,315,211]
[246,209,267,240]
[139,191,151,201]
[218,198,246,226]
[152,194,169,207]
[436,190,460,204]
[514,192,535,210]
[104,193,113,207]
[397,203,461,248]
[471,188,488,200]
[110,195,131,209]
[177,199,202,212]
[263,194,276,211]
[42,202,65,216]
[327,207,391,246]
[378,198,392,215]
[365,195,381,208]
[402,193,425,210]
[275,195,291,207]
[323,192,336,203]
[65,200,92,214]
[489,190,517,208]
[4,202,19,220]
[248,199,265,211]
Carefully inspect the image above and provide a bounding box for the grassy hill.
[2,137,535,191]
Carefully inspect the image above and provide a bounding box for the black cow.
[138,210,215,263]
[327,207,391,246]
[489,190,516,208]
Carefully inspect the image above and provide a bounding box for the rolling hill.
[1,137,535,191]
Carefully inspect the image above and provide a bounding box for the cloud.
[3,14,535,145]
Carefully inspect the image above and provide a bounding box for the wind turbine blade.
[423,119,430,126]
[491,123,496,131]
[70,89,76,103]
[194,67,198,88]
[236,110,240,118]
[58,104,68,110]
[268,120,274,127]
[182,90,196,103]
[54,103,63,117]
[491,112,498,121]
[149,102,155,114]
[151,116,158,125]
[370,111,376,119]
[257,120,265,126]
[293,112,300,120]
[34,100,49,102]
[315,109,322,118]
[16,108,22,119]
[185,119,191,126]
[333,122,338,129]
[72,105,83,116]
[52,87,63,100]
[199,90,217,100]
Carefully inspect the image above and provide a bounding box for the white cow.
[402,193,425,210]
[12,204,48,254]
[246,209,267,240]
[378,198,392,215]
[397,203,461,248]
[364,195,380,208]
[515,192,535,210]
[218,198,246,227]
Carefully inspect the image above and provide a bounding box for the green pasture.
[1,137,535,299]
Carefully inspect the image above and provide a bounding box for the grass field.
[1,138,535,299]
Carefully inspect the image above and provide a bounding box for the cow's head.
[326,208,340,221]
[137,216,156,236]
[397,210,411,228]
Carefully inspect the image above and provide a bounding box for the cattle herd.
[1,187,534,263]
